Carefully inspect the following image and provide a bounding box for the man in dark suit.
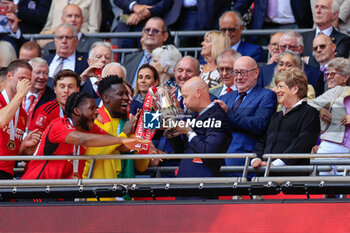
[170,76,232,181]
[210,49,241,98]
[42,4,101,58]
[219,11,265,63]
[233,0,313,44]
[165,0,230,31]
[113,0,172,48]
[122,17,168,87]
[24,58,55,130]
[215,56,277,176]
[44,23,88,89]
[301,0,350,65]
[2,0,51,34]
[258,30,325,96]
[80,41,115,105]
[164,0,230,47]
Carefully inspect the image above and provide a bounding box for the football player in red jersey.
[0,60,41,179]
[22,92,149,179]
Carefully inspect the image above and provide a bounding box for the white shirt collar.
[198,102,215,117]
[281,98,307,115]
[316,26,333,37]
[231,40,241,51]
[26,91,40,99]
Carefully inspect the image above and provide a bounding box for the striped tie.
[52,57,65,78]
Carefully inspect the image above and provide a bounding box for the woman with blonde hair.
[200,31,231,88]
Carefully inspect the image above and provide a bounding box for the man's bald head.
[174,56,200,90]
[182,76,211,112]
[313,34,336,66]
[62,4,83,33]
[233,56,259,92]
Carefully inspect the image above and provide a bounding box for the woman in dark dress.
[252,68,320,174]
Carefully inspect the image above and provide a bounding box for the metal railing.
[0,153,348,199]
[23,28,315,62]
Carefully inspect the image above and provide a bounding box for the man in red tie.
[23,58,55,130]
[209,49,241,98]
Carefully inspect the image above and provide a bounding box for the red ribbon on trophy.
[134,86,158,154]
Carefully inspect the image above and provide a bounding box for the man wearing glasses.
[122,17,169,87]
[258,30,324,96]
[219,11,265,63]
[215,56,277,177]
[45,23,88,89]
[210,49,241,98]
[313,34,336,91]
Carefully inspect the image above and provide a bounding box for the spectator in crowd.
[169,76,232,198]
[0,11,26,54]
[253,68,320,175]
[200,31,231,88]
[130,64,159,115]
[164,0,230,47]
[28,70,80,134]
[42,4,102,57]
[40,1,101,36]
[308,58,350,175]
[267,31,283,64]
[80,41,113,105]
[45,23,88,89]
[19,41,42,61]
[311,0,350,37]
[219,11,265,63]
[233,0,313,44]
[22,91,149,180]
[215,56,277,176]
[258,30,325,96]
[0,60,41,179]
[150,44,182,87]
[113,0,172,49]
[312,34,336,69]
[82,76,148,199]
[173,56,201,110]
[210,49,241,98]
[313,34,337,91]
[122,17,168,87]
[0,41,17,67]
[1,0,52,34]
[302,0,350,63]
[102,62,127,80]
[0,67,7,91]
[268,51,316,101]
[332,0,350,34]
[23,58,55,130]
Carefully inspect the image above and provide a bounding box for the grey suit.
[122,51,144,84]
[43,34,102,57]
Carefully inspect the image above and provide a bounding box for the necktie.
[321,66,328,91]
[232,92,247,111]
[28,95,35,112]
[52,57,65,78]
[144,54,152,64]
[267,0,278,19]
[178,95,184,109]
[226,87,233,94]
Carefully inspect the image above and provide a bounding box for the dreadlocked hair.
[97,75,124,97]
[64,92,92,117]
